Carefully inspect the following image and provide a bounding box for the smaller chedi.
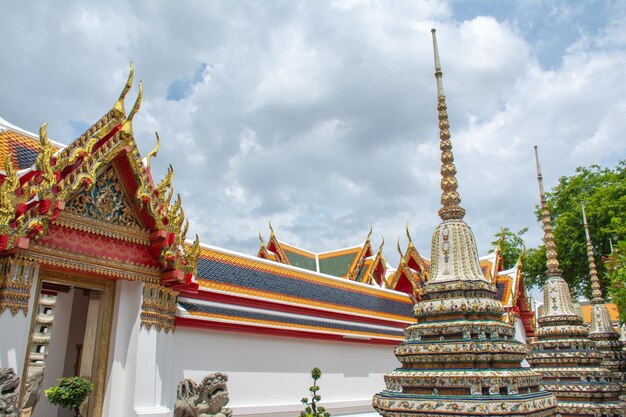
[582,204,626,394]
[526,147,624,416]
[372,30,556,417]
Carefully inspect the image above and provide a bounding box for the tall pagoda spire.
[533,146,561,277]
[582,204,604,304]
[526,147,624,416]
[582,204,626,393]
[373,29,556,417]
[432,29,465,221]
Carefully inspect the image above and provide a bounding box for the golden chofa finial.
[113,63,134,118]
[405,223,416,248]
[431,29,465,221]
[268,219,276,238]
[145,132,160,170]
[534,145,562,277]
[396,239,404,258]
[120,80,143,138]
[582,204,604,304]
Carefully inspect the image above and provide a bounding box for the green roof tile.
[283,249,317,272]
[319,252,358,277]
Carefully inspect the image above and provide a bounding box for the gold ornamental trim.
[54,211,151,246]
[0,257,36,316]
[22,244,161,283]
[140,282,178,333]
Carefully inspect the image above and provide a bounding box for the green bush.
[45,376,93,416]
[299,367,330,417]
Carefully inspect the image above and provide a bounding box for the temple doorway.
[20,272,115,417]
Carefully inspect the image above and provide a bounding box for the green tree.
[524,160,626,296]
[489,227,528,270]
[607,240,626,323]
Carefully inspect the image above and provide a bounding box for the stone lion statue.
[0,367,20,417]
[173,373,231,417]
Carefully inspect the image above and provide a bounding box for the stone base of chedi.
[372,221,556,417]
[174,373,232,417]
[526,278,624,417]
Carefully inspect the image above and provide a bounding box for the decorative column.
[0,257,39,372]
[526,148,624,416]
[133,282,178,416]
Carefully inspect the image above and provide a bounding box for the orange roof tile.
[580,303,620,323]
[0,129,61,170]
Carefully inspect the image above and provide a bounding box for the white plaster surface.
[168,327,398,416]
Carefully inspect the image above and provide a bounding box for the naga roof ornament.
[526,147,624,416]
[372,29,556,417]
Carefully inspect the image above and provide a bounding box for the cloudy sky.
[1,0,625,266]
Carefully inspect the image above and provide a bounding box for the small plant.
[300,367,330,417]
[45,376,93,417]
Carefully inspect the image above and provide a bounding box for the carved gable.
[65,166,143,231]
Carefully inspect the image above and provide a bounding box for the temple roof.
[258,226,382,283]
[178,242,413,343]
[0,65,200,289]
[0,117,64,170]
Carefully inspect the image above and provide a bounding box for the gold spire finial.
[582,204,604,304]
[431,29,465,221]
[269,220,275,237]
[431,28,444,97]
[113,63,134,117]
[259,230,265,246]
[534,145,562,277]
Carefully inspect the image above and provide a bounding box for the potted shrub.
[45,376,93,417]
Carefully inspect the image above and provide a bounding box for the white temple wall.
[513,316,527,344]
[169,327,396,417]
[132,323,175,416]
[0,267,39,373]
[513,316,530,368]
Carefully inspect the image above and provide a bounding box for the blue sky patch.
[166,62,209,101]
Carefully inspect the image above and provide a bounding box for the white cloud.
[1,0,624,267]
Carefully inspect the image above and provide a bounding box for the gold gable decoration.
[140,282,179,333]
[65,166,142,230]
[0,64,200,281]
[0,257,36,316]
